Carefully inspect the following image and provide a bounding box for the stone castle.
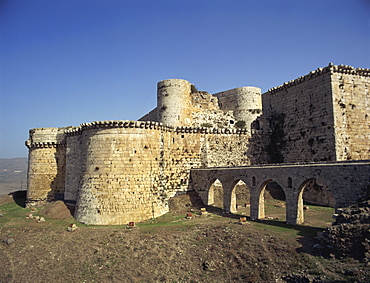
[26,63,370,225]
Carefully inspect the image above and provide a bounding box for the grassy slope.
[1,194,369,282]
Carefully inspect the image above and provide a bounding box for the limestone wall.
[143,83,244,130]
[331,65,370,160]
[25,127,67,205]
[24,64,369,224]
[191,160,370,224]
[189,90,237,128]
[262,65,337,163]
[74,126,169,225]
[213,87,262,128]
[157,79,193,127]
[191,109,235,128]
[139,108,157,122]
[262,64,370,163]
[61,121,251,225]
[64,134,82,202]
[205,130,252,167]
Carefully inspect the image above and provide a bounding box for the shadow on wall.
[47,150,66,202]
[169,191,204,212]
[244,112,287,165]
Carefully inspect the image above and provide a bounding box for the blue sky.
[0,0,369,158]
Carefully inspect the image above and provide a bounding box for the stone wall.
[142,81,261,130]
[331,65,370,160]
[157,79,193,127]
[73,125,173,225]
[261,64,370,164]
[139,108,157,122]
[191,160,370,224]
[262,66,336,163]
[213,86,262,128]
[52,121,251,225]
[205,130,251,167]
[25,127,68,205]
[25,63,369,224]
[190,90,236,128]
[64,135,82,202]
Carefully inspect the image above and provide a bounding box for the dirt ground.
[0,193,369,282]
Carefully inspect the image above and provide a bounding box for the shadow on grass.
[10,190,27,208]
[204,204,324,255]
[254,219,325,256]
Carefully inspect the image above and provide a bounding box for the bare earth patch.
[0,194,369,282]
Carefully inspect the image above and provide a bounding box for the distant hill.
[0,157,27,196]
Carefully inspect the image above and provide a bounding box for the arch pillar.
[230,188,237,213]
[223,189,234,213]
[285,188,304,225]
[250,187,263,220]
[197,189,211,206]
[191,173,211,206]
[207,188,214,205]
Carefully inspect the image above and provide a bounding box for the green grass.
[0,198,31,227]
[0,194,334,241]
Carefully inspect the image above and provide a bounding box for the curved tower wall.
[26,127,66,205]
[213,86,262,127]
[74,126,172,225]
[157,79,192,127]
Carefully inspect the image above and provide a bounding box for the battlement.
[64,120,174,136]
[269,64,370,94]
[25,127,70,149]
[58,119,252,137]
[25,63,369,225]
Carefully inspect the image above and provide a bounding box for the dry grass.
[0,193,369,282]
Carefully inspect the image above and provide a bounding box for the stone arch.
[208,178,224,208]
[257,179,286,221]
[302,178,336,207]
[295,178,335,224]
[229,179,250,214]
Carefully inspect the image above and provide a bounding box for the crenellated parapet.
[331,64,370,76]
[60,120,252,137]
[26,127,68,206]
[64,120,174,136]
[269,64,370,94]
[175,126,249,134]
[24,63,369,224]
[25,140,66,148]
[25,127,69,149]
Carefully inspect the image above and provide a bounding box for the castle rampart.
[191,160,370,224]
[27,120,253,224]
[26,127,69,204]
[157,79,193,127]
[331,66,370,160]
[26,63,369,225]
[213,86,262,127]
[261,64,370,163]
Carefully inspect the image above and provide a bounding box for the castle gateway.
[26,64,370,225]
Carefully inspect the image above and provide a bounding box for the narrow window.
[288,177,292,188]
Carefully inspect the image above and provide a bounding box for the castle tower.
[213,86,262,128]
[25,127,67,206]
[157,79,192,127]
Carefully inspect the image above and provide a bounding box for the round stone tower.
[157,79,192,127]
[213,86,262,128]
[25,127,67,206]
